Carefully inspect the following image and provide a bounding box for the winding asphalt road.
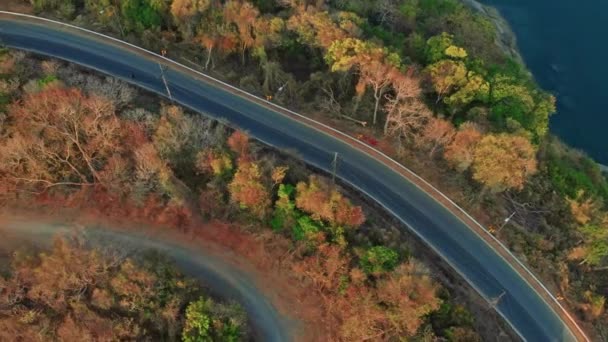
[0,218,292,341]
[0,13,583,341]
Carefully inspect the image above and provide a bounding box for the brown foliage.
[384,98,433,147]
[0,233,208,341]
[0,320,40,342]
[157,202,194,228]
[292,246,441,341]
[360,60,400,125]
[227,130,250,157]
[228,160,271,218]
[199,187,226,217]
[98,154,133,196]
[383,70,424,133]
[295,175,365,227]
[56,306,116,341]
[271,165,289,185]
[375,262,441,337]
[171,0,210,21]
[224,0,259,62]
[152,105,193,164]
[196,149,233,176]
[0,88,123,191]
[444,122,483,172]
[22,238,112,313]
[0,52,16,74]
[567,191,600,226]
[123,121,151,147]
[293,243,349,295]
[419,117,455,157]
[40,59,60,76]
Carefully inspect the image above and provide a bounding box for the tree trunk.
[436,94,443,104]
[373,92,381,126]
[241,44,246,65]
[352,96,361,117]
[384,112,391,136]
[429,143,439,158]
[205,46,213,70]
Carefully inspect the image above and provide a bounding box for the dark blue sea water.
[480,0,608,164]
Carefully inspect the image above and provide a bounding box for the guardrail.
[0,11,590,342]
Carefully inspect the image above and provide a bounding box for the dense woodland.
[0,52,487,340]
[0,235,248,341]
[2,0,608,339]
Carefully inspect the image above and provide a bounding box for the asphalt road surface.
[0,15,579,341]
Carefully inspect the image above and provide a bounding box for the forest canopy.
[3,0,608,338]
[0,235,247,341]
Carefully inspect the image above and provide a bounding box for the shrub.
[359,246,399,275]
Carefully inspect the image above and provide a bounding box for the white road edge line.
[0,11,589,342]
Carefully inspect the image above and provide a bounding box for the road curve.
[0,13,584,341]
[0,218,294,342]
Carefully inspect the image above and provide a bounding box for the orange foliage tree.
[419,117,455,157]
[292,243,350,295]
[0,235,231,341]
[295,175,365,228]
[444,122,483,172]
[227,130,250,158]
[224,0,260,64]
[292,245,442,341]
[0,88,123,191]
[228,160,271,218]
[375,262,441,337]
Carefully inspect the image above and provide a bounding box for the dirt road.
[0,217,296,342]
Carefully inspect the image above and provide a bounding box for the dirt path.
[0,216,298,342]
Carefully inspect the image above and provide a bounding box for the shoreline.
[462,0,608,175]
[459,0,525,65]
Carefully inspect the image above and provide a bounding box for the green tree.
[182,298,212,342]
[271,184,298,231]
[425,32,467,64]
[182,298,245,342]
[576,224,608,266]
[488,71,555,138]
[359,246,399,276]
[31,0,76,18]
[427,59,467,104]
[444,72,489,111]
[293,215,323,243]
[121,0,165,32]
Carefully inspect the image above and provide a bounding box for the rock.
[460,0,525,65]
